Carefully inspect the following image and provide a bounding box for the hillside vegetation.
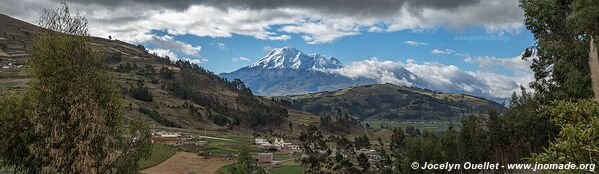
[0,14,288,132]
[288,83,505,120]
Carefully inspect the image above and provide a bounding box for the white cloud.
[238,57,250,61]
[146,35,201,56]
[280,20,361,44]
[403,40,429,46]
[148,48,207,64]
[0,0,526,45]
[232,57,251,62]
[431,49,455,55]
[464,54,533,88]
[148,48,178,61]
[328,55,532,100]
[331,58,413,86]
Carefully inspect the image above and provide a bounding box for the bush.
[138,107,181,128]
[159,67,174,79]
[129,85,153,102]
[532,100,599,171]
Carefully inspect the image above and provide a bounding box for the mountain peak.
[249,47,342,70]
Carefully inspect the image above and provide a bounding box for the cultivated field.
[140,152,233,174]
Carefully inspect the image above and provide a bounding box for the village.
[149,129,382,165]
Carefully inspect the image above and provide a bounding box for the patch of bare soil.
[141,152,233,174]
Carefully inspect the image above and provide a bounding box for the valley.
[0,13,503,173]
[2,0,597,172]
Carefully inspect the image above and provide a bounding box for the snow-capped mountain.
[219,47,375,96]
[220,47,508,102]
[249,47,342,70]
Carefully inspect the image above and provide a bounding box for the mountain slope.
[0,14,290,132]
[287,83,505,121]
[220,47,376,96]
[221,47,512,103]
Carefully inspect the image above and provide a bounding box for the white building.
[274,138,292,148]
[255,138,271,147]
[155,130,180,138]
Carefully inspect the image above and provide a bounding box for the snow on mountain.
[249,47,342,70]
[220,47,508,102]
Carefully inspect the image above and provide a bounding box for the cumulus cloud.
[147,48,178,61]
[328,55,532,101]
[280,21,360,44]
[431,49,455,55]
[464,54,533,88]
[0,0,525,45]
[146,35,201,56]
[403,40,429,46]
[330,58,413,86]
[148,48,207,64]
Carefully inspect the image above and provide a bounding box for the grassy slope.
[138,144,177,169]
[0,14,313,135]
[289,83,505,121]
[270,160,304,174]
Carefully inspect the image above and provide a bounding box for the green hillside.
[0,14,289,133]
[288,83,505,121]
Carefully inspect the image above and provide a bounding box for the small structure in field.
[257,153,273,164]
[355,148,381,162]
[254,138,271,147]
[154,130,181,138]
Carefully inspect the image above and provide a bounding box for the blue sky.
[158,27,534,74]
[1,0,534,99]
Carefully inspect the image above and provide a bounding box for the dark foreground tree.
[521,0,599,171]
[0,2,150,173]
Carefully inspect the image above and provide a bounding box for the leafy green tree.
[225,145,264,174]
[0,2,150,173]
[460,114,488,163]
[487,108,507,164]
[521,0,595,101]
[129,85,153,102]
[389,128,407,172]
[299,125,332,173]
[0,93,36,173]
[159,67,174,79]
[336,136,354,155]
[504,87,556,163]
[440,124,460,164]
[532,100,599,173]
[357,153,370,174]
[520,1,599,169]
[354,134,371,149]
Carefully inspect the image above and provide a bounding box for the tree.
[389,128,406,172]
[521,1,599,169]
[0,93,36,173]
[225,145,264,174]
[357,153,370,173]
[354,134,371,149]
[440,124,460,164]
[520,0,597,101]
[299,125,332,173]
[336,136,354,156]
[460,114,488,163]
[129,85,153,102]
[487,108,507,164]
[531,100,599,173]
[159,67,174,79]
[0,2,150,173]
